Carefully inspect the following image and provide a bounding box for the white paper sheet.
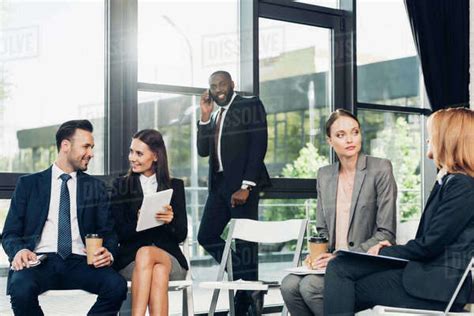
[285,266,326,275]
[136,189,173,232]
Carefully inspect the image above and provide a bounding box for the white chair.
[199,218,308,316]
[368,257,474,316]
[119,237,194,316]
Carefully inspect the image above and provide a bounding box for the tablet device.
[335,249,408,267]
[136,189,173,232]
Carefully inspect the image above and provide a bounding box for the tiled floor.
[0,262,289,315]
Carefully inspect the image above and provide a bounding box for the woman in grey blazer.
[324,107,474,315]
[281,109,397,316]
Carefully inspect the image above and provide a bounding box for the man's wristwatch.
[241,184,252,191]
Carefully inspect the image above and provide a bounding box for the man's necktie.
[214,108,226,172]
[58,173,72,259]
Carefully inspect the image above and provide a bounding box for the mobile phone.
[207,89,214,102]
[10,254,48,271]
[26,254,47,267]
[30,254,48,266]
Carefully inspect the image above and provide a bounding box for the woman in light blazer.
[324,107,474,315]
[281,109,397,316]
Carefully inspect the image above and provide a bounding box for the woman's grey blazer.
[316,154,397,253]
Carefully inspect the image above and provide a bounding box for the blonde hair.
[429,107,474,177]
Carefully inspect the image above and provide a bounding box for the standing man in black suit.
[2,120,127,316]
[197,71,270,314]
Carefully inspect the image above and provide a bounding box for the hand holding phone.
[199,89,214,122]
[11,253,47,271]
[28,254,47,267]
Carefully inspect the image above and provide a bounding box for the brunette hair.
[325,109,360,137]
[429,107,474,177]
[128,129,171,190]
[56,120,93,152]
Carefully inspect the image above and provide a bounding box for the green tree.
[263,143,328,222]
[370,116,421,221]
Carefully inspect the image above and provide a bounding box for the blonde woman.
[324,107,474,315]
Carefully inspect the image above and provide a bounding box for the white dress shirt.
[436,168,448,185]
[35,163,85,256]
[199,93,256,187]
[139,174,158,195]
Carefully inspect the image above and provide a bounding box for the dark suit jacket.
[110,175,188,271]
[2,166,117,293]
[197,95,270,193]
[2,166,117,261]
[381,173,474,304]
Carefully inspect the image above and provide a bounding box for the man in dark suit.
[2,120,127,316]
[197,71,270,314]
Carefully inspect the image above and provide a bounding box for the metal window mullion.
[357,102,432,116]
[107,0,138,176]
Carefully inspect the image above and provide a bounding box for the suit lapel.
[415,182,440,237]
[131,174,144,213]
[348,155,367,228]
[76,171,86,231]
[327,163,339,248]
[38,167,52,232]
[133,173,144,196]
[210,111,219,157]
[221,95,242,136]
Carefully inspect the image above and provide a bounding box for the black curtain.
[405,0,469,111]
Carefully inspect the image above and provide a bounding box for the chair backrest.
[217,218,308,281]
[231,218,308,244]
[444,257,474,314]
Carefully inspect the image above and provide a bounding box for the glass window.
[138,91,207,260]
[294,0,339,9]
[259,18,332,178]
[357,0,423,107]
[137,90,318,312]
[138,0,240,87]
[358,110,423,223]
[0,1,105,174]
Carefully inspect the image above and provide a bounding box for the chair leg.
[182,289,188,316]
[209,288,220,316]
[228,289,235,316]
[185,286,194,316]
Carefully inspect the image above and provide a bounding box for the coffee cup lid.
[86,233,100,238]
[309,236,328,243]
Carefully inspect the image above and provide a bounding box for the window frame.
[0,0,435,230]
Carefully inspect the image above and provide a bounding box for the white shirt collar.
[139,173,157,184]
[436,168,448,185]
[52,163,77,180]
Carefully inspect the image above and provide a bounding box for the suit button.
[348,242,354,247]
